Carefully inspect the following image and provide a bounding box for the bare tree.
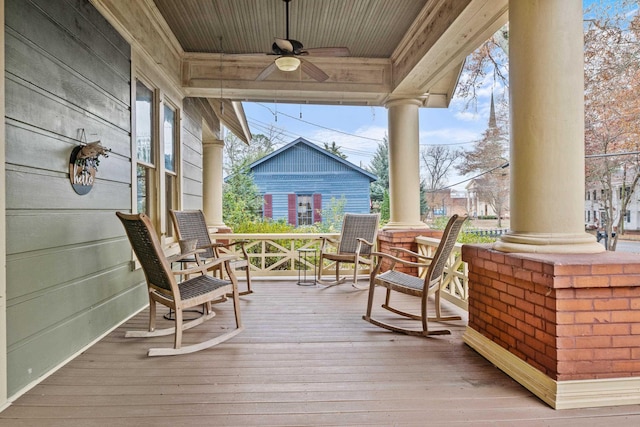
[584,0,640,250]
[456,24,509,110]
[223,125,281,174]
[421,145,461,217]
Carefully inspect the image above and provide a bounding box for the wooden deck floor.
[2,280,640,426]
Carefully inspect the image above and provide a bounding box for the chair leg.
[427,289,462,322]
[232,282,243,329]
[364,276,376,319]
[317,259,347,286]
[381,289,420,319]
[146,285,244,357]
[240,266,253,295]
[148,299,157,332]
[174,308,183,350]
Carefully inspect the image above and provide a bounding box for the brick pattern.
[377,229,443,274]
[463,245,640,381]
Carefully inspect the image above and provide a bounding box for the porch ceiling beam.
[182,54,393,106]
[390,0,509,98]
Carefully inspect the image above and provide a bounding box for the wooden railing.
[211,232,469,311]
[415,236,468,310]
[212,232,337,277]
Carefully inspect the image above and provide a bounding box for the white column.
[384,98,427,229]
[202,137,226,227]
[494,0,603,253]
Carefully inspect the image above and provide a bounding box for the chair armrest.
[166,249,205,264]
[212,240,250,258]
[211,239,248,248]
[371,251,430,269]
[319,236,339,252]
[388,247,434,262]
[171,254,238,276]
[356,237,375,247]
[319,236,339,244]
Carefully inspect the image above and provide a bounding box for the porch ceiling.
[152,0,508,107]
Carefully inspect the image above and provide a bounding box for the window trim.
[132,74,182,246]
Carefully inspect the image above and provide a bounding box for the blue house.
[248,138,377,226]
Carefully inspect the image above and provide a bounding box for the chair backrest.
[170,210,216,259]
[338,213,380,255]
[424,214,467,288]
[116,212,176,293]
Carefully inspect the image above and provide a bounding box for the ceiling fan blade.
[274,37,294,53]
[301,60,329,82]
[304,47,351,57]
[256,61,278,81]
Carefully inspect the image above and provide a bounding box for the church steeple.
[488,92,497,129]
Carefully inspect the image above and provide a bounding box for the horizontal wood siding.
[253,143,372,222]
[180,99,203,210]
[4,0,143,397]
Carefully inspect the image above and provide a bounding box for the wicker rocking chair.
[317,213,380,288]
[363,214,467,336]
[116,212,243,356]
[170,209,253,295]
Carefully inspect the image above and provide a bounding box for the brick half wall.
[462,244,640,382]
[377,229,443,274]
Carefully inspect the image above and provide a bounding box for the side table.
[297,248,317,286]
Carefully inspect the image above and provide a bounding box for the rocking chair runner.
[170,209,253,295]
[317,213,380,288]
[116,212,243,356]
[363,214,467,336]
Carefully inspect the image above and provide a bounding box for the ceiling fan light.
[275,56,300,72]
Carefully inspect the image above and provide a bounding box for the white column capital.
[385,97,423,109]
[202,137,224,147]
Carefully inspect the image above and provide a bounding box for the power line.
[427,162,509,192]
[585,151,640,158]
[247,116,380,157]
[252,103,384,142]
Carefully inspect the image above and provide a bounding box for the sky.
[238,0,613,191]
[241,76,501,191]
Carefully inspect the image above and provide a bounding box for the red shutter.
[288,194,297,225]
[264,194,273,218]
[313,193,322,223]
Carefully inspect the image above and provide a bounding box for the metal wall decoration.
[69,129,111,195]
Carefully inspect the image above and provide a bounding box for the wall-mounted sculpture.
[69,136,111,195]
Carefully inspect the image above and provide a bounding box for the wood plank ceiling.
[152,0,508,106]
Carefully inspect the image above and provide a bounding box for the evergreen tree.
[222,160,263,229]
[367,138,389,212]
[323,141,347,159]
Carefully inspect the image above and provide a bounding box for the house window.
[626,210,631,223]
[135,80,155,217]
[134,78,180,241]
[619,186,631,199]
[593,190,597,200]
[587,191,590,201]
[297,194,313,226]
[163,103,178,237]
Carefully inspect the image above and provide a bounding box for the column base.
[493,231,605,254]
[382,221,429,230]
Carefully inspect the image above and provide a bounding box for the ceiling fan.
[256,0,350,82]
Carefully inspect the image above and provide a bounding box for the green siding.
[5,0,143,397]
